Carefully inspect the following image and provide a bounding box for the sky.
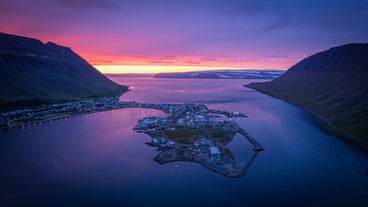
[1,0,368,73]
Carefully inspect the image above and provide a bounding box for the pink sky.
[1,0,367,73]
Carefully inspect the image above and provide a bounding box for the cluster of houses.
[194,137,221,161]
[149,134,222,163]
[133,102,227,163]
[0,96,120,128]
[134,103,210,130]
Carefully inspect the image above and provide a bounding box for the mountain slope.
[246,43,368,146]
[0,32,128,111]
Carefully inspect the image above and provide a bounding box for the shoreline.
[1,95,265,178]
[0,95,123,130]
[245,83,368,148]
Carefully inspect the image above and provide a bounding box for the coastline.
[0,79,129,128]
[0,90,129,130]
[245,83,368,148]
[1,99,264,178]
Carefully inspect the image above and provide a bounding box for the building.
[177,118,185,126]
[209,146,221,160]
[200,138,211,146]
[152,138,165,144]
[167,141,175,147]
[194,115,205,122]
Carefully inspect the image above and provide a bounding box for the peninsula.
[0,99,263,178]
[133,102,263,178]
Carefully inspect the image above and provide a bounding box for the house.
[194,115,205,122]
[152,138,165,144]
[209,146,221,160]
[200,138,211,146]
[167,141,175,147]
[177,118,185,126]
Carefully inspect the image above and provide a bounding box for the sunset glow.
[95,65,246,74]
[1,0,367,73]
[88,53,294,73]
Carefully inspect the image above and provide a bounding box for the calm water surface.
[1,76,367,207]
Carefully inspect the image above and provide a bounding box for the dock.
[237,129,264,151]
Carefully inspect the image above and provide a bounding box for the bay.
[1,76,367,207]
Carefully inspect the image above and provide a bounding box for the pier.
[237,129,264,151]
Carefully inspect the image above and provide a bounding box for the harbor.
[132,102,264,178]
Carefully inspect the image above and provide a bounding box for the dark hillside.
[0,32,128,111]
[247,43,368,146]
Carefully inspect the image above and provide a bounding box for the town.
[132,102,264,177]
[0,96,248,129]
[0,97,264,177]
[0,96,122,129]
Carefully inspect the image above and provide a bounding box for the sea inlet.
[0,77,368,207]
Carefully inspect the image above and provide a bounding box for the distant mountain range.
[154,69,285,79]
[0,32,128,112]
[247,43,368,146]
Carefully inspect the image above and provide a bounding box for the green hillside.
[247,43,368,146]
[0,32,128,111]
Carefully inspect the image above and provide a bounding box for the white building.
[167,141,175,147]
[177,118,185,125]
[209,146,221,159]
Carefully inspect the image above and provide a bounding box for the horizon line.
[94,65,287,74]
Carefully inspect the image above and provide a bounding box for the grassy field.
[206,127,234,144]
[164,126,236,144]
[164,128,204,144]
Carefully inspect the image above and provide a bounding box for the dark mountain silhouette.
[247,43,368,146]
[0,32,128,112]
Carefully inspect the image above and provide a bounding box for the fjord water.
[1,77,367,206]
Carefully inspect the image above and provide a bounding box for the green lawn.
[206,127,235,144]
[164,128,204,144]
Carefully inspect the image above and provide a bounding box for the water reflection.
[1,77,368,206]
